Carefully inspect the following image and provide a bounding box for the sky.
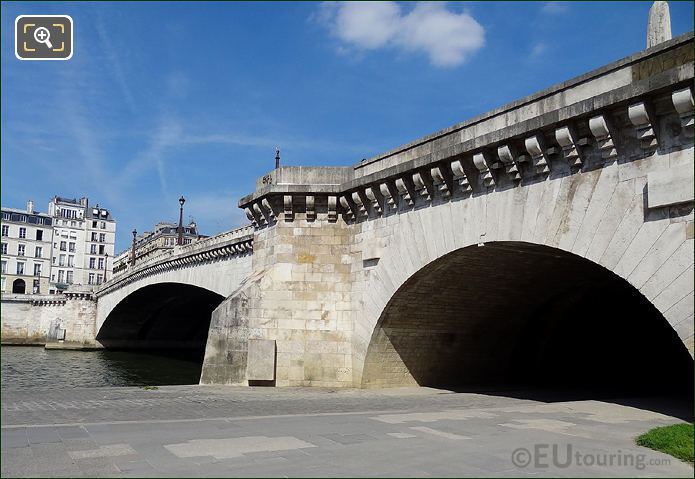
[2,1,693,252]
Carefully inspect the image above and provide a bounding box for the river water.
[1,346,204,391]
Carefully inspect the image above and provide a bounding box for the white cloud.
[530,42,547,59]
[316,1,485,67]
[541,2,569,15]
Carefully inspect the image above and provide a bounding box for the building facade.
[47,197,116,291]
[113,221,205,276]
[1,201,54,295]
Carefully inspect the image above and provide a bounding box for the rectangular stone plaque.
[647,164,695,208]
[247,339,276,381]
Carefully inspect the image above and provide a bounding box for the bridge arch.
[97,282,225,350]
[355,163,693,390]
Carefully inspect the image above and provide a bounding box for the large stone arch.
[353,160,694,387]
[96,282,225,350]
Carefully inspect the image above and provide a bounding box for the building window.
[99,245,105,255]
[66,271,73,284]
[52,256,56,265]
[1,242,7,254]
[100,221,106,229]
[88,273,95,285]
[36,230,43,241]
[96,274,103,285]
[2,212,9,220]
[185,238,192,245]
[67,255,74,267]
[1,225,8,236]
[33,279,40,294]
[57,270,64,283]
[1,277,5,292]
[35,246,42,258]
[33,263,41,277]
[99,233,106,243]
[90,244,97,254]
[98,258,105,270]
[89,258,96,269]
[16,262,24,275]
[91,232,97,241]
[92,220,98,228]
[17,244,25,256]
[59,254,66,267]
[69,242,76,252]
[60,241,67,251]
[1,260,6,273]
[19,227,26,239]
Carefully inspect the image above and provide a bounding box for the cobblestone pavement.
[2,386,693,477]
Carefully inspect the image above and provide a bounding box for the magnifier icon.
[33,27,53,49]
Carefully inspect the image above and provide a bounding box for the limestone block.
[647,164,695,208]
[247,339,276,381]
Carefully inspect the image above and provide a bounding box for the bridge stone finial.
[647,1,672,49]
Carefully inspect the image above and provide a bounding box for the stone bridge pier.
[201,33,694,390]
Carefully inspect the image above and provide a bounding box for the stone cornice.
[95,226,254,297]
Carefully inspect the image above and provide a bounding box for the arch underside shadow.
[362,241,693,398]
[97,282,225,351]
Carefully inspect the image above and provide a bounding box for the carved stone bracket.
[473,152,495,187]
[380,182,397,209]
[351,191,367,217]
[628,102,657,148]
[283,195,294,222]
[412,172,431,202]
[672,87,694,137]
[340,195,354,221]
[589,114,618,161]
[261,198,276,222]
[497,145,521,182]
[245,207,258,228]
[430,166,451,197]
[306,195,316,221]
[395,177,414,206]
[524,135,550,175]
[450,159,472,192]
[328,196,338,222]
[555,126,582,167]
[364,186,382,214]
[252,203,267,226]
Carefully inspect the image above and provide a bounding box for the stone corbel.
[524,135,550,175]
[252,203,267,225]
[261,198,276,222]
[450,159,472,192]
[327,196,338,222]
[412,172,431,202]
[395,177,414,206]
[589,114,618,161]
[306,195,316,221]
[555,126,582,167]
[671,87,694,137]
[283,195,294,222]
[351,191,367,217]
[473,152,495,187]
[339,195,355,221]
[245,207,258,228]
[380,182,397,209]
[497,145,521,182]
[430,166,451,197]
[628,102,657,148]
[364,186,382,214]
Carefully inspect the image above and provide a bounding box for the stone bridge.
[94,226,253,349]
[94,33,693,391]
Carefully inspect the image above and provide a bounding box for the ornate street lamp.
[104,252,109,282]
[131,229,137,267]
[177,196,186,246]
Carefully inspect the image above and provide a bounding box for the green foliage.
[140,385,159,390]
[636,423,694,464]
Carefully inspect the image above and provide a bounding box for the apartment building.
[1,201,54,294]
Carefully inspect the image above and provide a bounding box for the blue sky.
[2,1,693,251]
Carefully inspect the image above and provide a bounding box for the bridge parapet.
[96,225,254,297]
[240,33,693,223]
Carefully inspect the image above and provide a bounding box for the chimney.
[80,197,88,207]
[27,200,34,214]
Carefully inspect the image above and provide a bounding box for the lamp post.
[131,229,137,267]
[104,252,109,282]
[177,196,186,246]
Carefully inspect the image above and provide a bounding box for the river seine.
[1,346,203,391]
